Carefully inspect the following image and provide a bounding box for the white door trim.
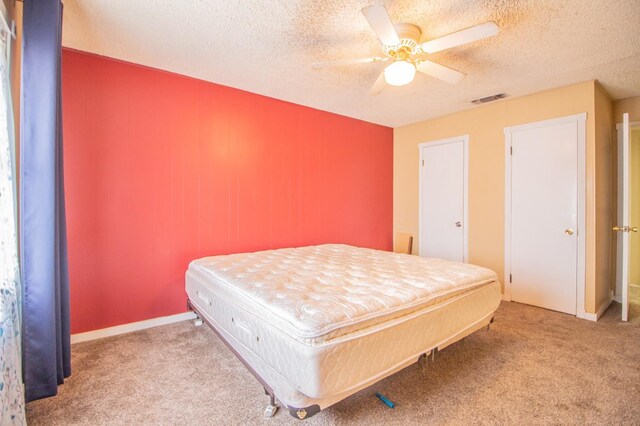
[504,113,587,318]
[418,135,469,261]
[614,121,639,305]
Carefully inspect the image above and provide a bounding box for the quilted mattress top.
[189,244,498,342]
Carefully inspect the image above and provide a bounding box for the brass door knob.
[565,228,574,235]
[613,226,638,232]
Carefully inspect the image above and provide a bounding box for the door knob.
[565,228,574,235]
[455,221,462,228]
[613,226,638,232]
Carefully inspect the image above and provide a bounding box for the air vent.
[471,93,507,105]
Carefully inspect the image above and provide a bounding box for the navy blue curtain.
[20,0,71,402]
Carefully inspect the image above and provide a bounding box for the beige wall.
[594,83,614,311]
[631,128,640,285]
[394,80,612,314]
[614,96,640,123]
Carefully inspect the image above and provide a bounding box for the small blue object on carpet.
[375,392,395,409]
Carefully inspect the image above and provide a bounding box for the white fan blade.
[417,60,466,84]
[312,57,384,69]
[420,22,499,54]
[369,71,386,95]
[362,5,400,46]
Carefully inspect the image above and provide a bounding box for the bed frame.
[187,298,494,420]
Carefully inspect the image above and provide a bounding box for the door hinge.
[422,159,424,166]
[509,274,512,283]
[510,146,513,155]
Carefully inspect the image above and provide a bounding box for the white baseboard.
[578,311,596,321]
[71,311,197,344]
[612,284,637,303]
[501,292,512,302]
[578,296,613,322]
[612,287,622,303]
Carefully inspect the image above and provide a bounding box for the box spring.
[186,266,500,415]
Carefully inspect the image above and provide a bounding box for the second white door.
[507,115,584,315]
[419,136,467,262]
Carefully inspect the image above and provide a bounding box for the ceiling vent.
[471,93,507,105]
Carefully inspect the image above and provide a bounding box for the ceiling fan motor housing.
[383,23,422,59]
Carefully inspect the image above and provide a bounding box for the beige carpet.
[27,301,640,425]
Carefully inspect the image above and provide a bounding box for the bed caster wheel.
[194,317,203,327]
[264,404,278,418]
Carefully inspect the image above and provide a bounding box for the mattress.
[185,244,501,414]
[189,244,497,342]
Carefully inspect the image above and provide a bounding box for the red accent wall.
[62,49,393,334]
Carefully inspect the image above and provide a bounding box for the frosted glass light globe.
[384,60,416,86]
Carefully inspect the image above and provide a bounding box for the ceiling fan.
[312,4,499,95]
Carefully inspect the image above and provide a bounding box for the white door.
[615,113,631,321]
[419,136,467,262]
[507,117,583,315]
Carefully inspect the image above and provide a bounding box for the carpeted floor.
[27,301,640,425]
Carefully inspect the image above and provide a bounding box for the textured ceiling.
[61,0,640,127]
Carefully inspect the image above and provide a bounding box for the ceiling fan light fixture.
[383,60,415,86]
[384,60,416,86]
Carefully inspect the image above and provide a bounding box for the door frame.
[418,135,469,262]
[614,120,640,303]
[503,113,587,317]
